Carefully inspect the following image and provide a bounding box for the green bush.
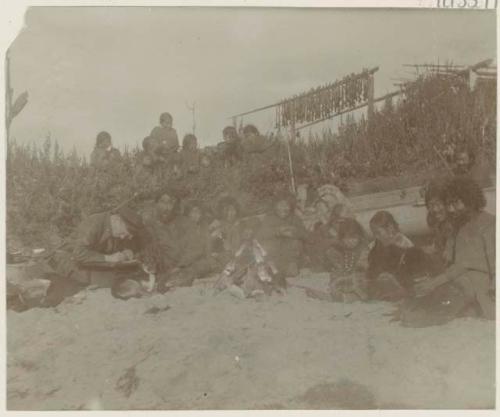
[6,74,496,249]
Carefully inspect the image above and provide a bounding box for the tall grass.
[6,74,496,249]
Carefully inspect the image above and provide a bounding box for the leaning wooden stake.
[367,73,375,123]
[5,50,13,143]
[5,49,29,143]
[287,120,297,194]
[433,145,454,175]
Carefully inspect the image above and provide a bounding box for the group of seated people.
[90,112,272,178]
[25,155,494,327]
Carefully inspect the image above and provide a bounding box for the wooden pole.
[5,49,12,144]
[186,101,196,135]
[192,102,196,136]
[433,146,454,176]
[287,119,296,194]
[367,73,375,123]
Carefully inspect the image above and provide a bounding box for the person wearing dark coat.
[89,131,121,169]
[257,193,307,278]
[149,112,179,157]
[43,206,147,305]
[411,178,495,323]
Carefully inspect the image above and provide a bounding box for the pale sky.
[8,7,496,156]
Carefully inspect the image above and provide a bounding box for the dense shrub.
[6,74,496,249]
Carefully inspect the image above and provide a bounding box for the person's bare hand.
[414,277,438,297]
[105,252,128,263]
[122,249,135,261]
[279,226,294,238]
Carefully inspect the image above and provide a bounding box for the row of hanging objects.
[276,70,372,128]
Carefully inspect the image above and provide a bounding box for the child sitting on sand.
[257,193,307,278]
[366,210,438,301]
[327,218,368,302]
[305,202,354,272]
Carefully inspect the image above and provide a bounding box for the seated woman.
[257,193,307,278]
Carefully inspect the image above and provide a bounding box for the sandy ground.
[7,271,495,410]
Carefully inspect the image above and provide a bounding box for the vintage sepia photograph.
[4,5,497,411]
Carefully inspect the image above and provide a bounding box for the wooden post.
[5,49,12,143]
[287,119,297,194]
[367,73,375,123]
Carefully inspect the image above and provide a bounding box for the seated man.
[406,177,495,326]
[424,179,456,266]
[159,200,219,290]
[43,206,147,306]
[452,145,491,187]
[140,188,184,275]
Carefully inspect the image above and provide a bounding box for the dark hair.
[142,136,153,151]
[154,188,179,203]
[160,112,173,124]
[183,200,205,217]
[153,189,180,214]
[443,177,486,211]
[96,131,111,147]
[455,144,476,163]
[223,126,238,139]
[182,134,197,149]
[273,192,296,211]
[216,196,241,220]
[424,179,449,208]
[114,206,144,236]
[243,124,260,136]
[369,210,399,231]
[331,203,350,221]
[337,218,365,242]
